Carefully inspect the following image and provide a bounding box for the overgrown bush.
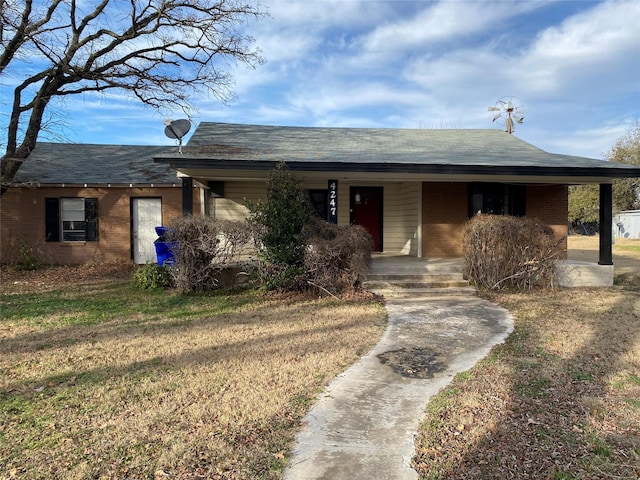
[304,219,373,294]
[165,216,252,293]
[247,163,314,290]
[462,214,564,289]
[131,263,174,290]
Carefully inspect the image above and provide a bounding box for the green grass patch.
[625,398,640,409]
[0,283,256,329]
[570,370,594,382]
[513,377,552,398]
[614,245,640,253]
[454,371,473,381]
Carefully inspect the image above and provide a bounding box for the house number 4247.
[328,180,338,224]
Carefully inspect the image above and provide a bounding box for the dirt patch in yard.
[1,263,135,294]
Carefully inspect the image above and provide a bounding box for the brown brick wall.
[526,185,568,254]
[0,185,195,265]
[421,183,569,258]
[422,183,469,257]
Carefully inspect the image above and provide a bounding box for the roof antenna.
[488,96,524,134]
[163,118,192,153]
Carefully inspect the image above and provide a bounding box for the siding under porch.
[206,180,421,256]
[205,180,569,259]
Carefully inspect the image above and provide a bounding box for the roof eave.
[153,157,640,180]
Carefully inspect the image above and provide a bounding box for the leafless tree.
[0,0,265,193]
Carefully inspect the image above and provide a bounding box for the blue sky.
[1,0,639,160]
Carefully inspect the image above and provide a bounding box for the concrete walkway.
[283,294,514,480]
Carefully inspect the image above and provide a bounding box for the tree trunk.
[1,82,53,196]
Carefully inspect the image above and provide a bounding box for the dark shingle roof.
[185,123,557,166]
[152,122,640,179]
[16,143,178,185]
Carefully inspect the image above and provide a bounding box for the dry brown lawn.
[414,236,640,479]
[3,236,639,479]
[0,268,386,479]
[567,235,640,276]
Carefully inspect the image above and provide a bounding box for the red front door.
[351,187,383,252]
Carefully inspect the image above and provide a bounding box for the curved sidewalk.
[284,294,514,480]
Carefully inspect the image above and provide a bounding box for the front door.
[132,198,162,264]
[351,187,383,252]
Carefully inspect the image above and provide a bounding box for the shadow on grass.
[414,284,640,479]
[1,299,376,398]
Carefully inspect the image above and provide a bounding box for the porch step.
[364,279,471,290]
[368,263,463,276]
[364,264,475,297]
[365,273,466,283]
[364,278,475,297]
[366,285,477,298]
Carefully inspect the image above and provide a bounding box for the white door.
[132,198,162,264]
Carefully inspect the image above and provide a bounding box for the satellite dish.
[163,118,191,153]
[487,96,524,134]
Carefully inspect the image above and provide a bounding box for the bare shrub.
[462,215,564,289]
[165,216,252,293]
[304,219,373,294]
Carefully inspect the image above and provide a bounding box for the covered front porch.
[155,122,639,272]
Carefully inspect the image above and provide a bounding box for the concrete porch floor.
[369,254,615,288]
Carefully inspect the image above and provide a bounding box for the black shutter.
[45,198,60,242]
[85,198,98,241]
[512,186,527,217]
[468,183,483,217]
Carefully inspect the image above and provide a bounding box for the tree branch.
[2,0,266,179]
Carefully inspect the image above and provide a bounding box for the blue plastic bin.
[154,226,176,266]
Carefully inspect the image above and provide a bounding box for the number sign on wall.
[328,180,338,224]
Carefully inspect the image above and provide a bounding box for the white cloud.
[359,1,542,53]
[297,81,419,110]
[520,0,640,96]
[538,119,638,159]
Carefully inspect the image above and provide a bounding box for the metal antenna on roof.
[488,96,524,134]
[163,118,192,153]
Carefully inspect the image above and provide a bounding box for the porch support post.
[182,177,194,216]
[598,183,613,265]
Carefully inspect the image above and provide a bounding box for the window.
[45,198,98,242]
[468,183,526,217]
[307,189,328,220]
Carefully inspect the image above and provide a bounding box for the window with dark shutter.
[61,198,86,241]
[45,198,99,242]
[468,183,526,217]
